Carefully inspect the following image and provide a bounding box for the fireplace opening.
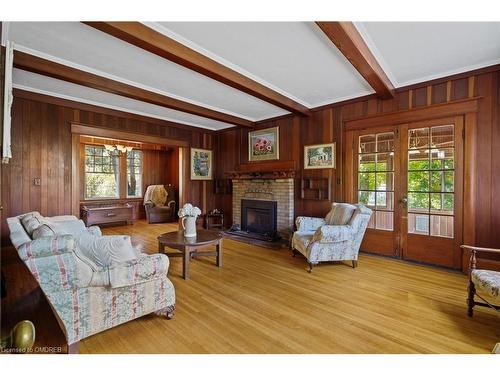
[230,199,281,242]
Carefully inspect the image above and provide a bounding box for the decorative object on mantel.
[304,143,336,169]
[301,177,332,200]
[227,170,295,180]
[248,126,279,162]
[191,148,213,180]
[104,144,134,154]
[178,203,201,237]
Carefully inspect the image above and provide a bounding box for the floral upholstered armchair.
[291,203,372,272]
[461,245,500,317]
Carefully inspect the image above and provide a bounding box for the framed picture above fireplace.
[248,127,279,162]
[191,148,213,180]
[304,143,336,169]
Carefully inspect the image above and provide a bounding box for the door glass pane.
[376,211,394,231]
[430,171,454,192]
[430,148,454,170]
[359,134,376,154]
[376,172,393,191]
[408,192,429,212]
[430,193,454,214]
[408,149,430,170]
[409,128,430,149]
[408,171,429,192]
[359,154,376,171]
[376,133,394,152]
[408,213,429,235]
[376,153,393,171]
[431,125,454,148]
[359,173,375,190]
[376,192,393,211]
[358,191,375,208]
[430,215,454,238]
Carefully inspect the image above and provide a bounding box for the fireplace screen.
[241,199,278,235]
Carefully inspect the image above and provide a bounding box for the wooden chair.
[461,245,500,317]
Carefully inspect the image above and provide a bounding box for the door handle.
[400,197,408,208]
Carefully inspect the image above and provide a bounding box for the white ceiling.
[3,22,500,130]
[13,69,235,130]
[152,22,374,107]
[355,22,500,87]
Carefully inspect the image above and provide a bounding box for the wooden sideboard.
[81,203,134,227]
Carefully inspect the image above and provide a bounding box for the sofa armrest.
[312,225,354,243]
[295,216,326,232]
[108,253,170,288]
[17,234,76,261]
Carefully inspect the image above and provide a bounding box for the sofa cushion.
[76,233,138,267]
[472,269,500,301]
[32,224,56,239]
[44,219,89,237]
[325,203,356,225]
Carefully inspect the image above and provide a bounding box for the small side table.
[205,212,224,230]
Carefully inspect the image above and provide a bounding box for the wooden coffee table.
[157,229,223,279]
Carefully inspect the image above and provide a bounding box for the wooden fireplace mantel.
[227,169,295,180]
[227,160,296,180]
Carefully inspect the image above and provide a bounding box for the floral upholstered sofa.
[291,203,372,272]
[7,212,175,352]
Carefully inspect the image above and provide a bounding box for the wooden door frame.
[344,99,479,271]
[70,122,189,217]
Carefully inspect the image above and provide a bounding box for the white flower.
[178,203,201,218]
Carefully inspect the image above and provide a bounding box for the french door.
[352,116,464,269]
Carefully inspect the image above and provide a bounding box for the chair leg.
[292,249,298,257]
[352,260,358,268]
[467,280,476,317]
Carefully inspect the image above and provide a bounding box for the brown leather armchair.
[144,185,177,224]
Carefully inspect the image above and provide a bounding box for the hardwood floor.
[79,220,499,354]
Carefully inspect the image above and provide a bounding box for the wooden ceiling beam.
[316,22,395,99]
[83,22,311,116]
[13,50,254,128]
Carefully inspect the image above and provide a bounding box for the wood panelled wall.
[216,68,500,250]
[1,91,216,244]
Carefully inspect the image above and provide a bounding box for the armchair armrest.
[312,225,354,243]
[295,216,326,232]
[166,200,176,211]
[108,253,169,288]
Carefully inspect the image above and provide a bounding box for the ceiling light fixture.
[104,144,134,154]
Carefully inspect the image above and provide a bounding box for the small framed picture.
[304,143,336,169]
[248,126,279,162]
[191,148,213,180]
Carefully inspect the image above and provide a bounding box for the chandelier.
[104,144,134,154]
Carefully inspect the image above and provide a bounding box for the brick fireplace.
[231,178,294,239]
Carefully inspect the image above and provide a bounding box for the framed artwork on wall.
[191,148,213,180]
[248,126,280,162]
[304,143,336,169]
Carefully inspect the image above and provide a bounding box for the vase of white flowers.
[178,203,201,238]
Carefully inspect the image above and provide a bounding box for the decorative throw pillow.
[21,214,42,236]
[325,203,356,225]
[32,224,56,239]
[75,234,138,267]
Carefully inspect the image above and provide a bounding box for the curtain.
[2,40,14,164]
